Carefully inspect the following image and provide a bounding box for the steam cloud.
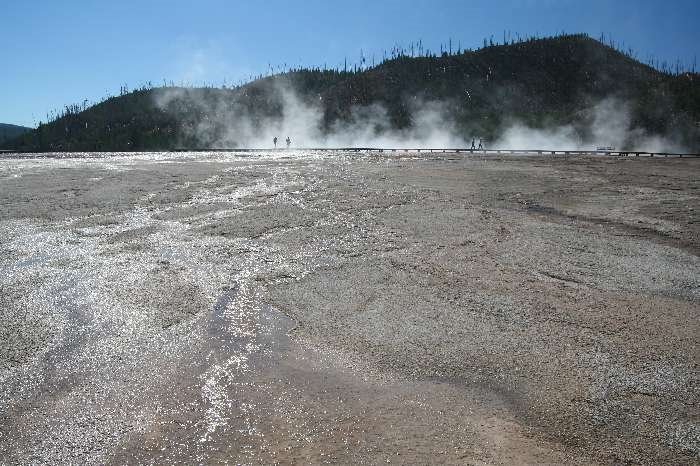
[494,98,688,152]
[154,80,685,152]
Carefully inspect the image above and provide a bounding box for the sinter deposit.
[0,151,698,464]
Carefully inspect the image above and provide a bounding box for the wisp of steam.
[154,80,686,152]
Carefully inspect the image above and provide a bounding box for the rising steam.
[154,81,685,152]
[493,98,688,152]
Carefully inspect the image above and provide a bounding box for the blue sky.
[2,0,698,127]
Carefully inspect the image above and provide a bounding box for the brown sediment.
[0,152,697,464]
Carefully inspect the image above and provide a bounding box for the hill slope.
[0,123,31,146]
[5,34,700,152]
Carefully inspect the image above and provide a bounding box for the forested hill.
[0,124,31,146]
[5,34,700,152]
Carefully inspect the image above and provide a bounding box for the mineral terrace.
[0,151,698,464]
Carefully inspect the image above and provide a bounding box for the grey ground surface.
[0,151,698,464]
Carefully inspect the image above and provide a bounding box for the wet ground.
[0,151,698,464]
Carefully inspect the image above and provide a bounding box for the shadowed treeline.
[5,34,699,152]
[0,124,31,146]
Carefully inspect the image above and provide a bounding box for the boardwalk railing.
[1,148,699,158]
[263,148,700,158]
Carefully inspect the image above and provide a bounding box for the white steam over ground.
[494,99,688,152]
[154,83,466,149]
[154,82,685,152]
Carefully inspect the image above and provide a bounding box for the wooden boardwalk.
[1,148,699,158]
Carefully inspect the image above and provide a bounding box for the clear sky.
[2,0,698,127]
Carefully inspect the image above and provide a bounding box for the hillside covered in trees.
[0,124,31,146]
[5,34,700,152]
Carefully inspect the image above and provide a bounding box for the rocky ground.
[0,151,698,464]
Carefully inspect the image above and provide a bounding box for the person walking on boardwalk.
[273,136,278,148]
[471,138,476,150]
[286,136,291,149]
[478,138,484,150]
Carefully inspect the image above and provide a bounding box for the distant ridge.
[0,123,31,146]
[5,34,699,152]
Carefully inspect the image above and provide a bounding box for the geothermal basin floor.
[0,151,698,464]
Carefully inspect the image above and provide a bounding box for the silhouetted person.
[273,136,278,148]
[471,138,476,150]
[286,136,291,149]
[478,139,484,150]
